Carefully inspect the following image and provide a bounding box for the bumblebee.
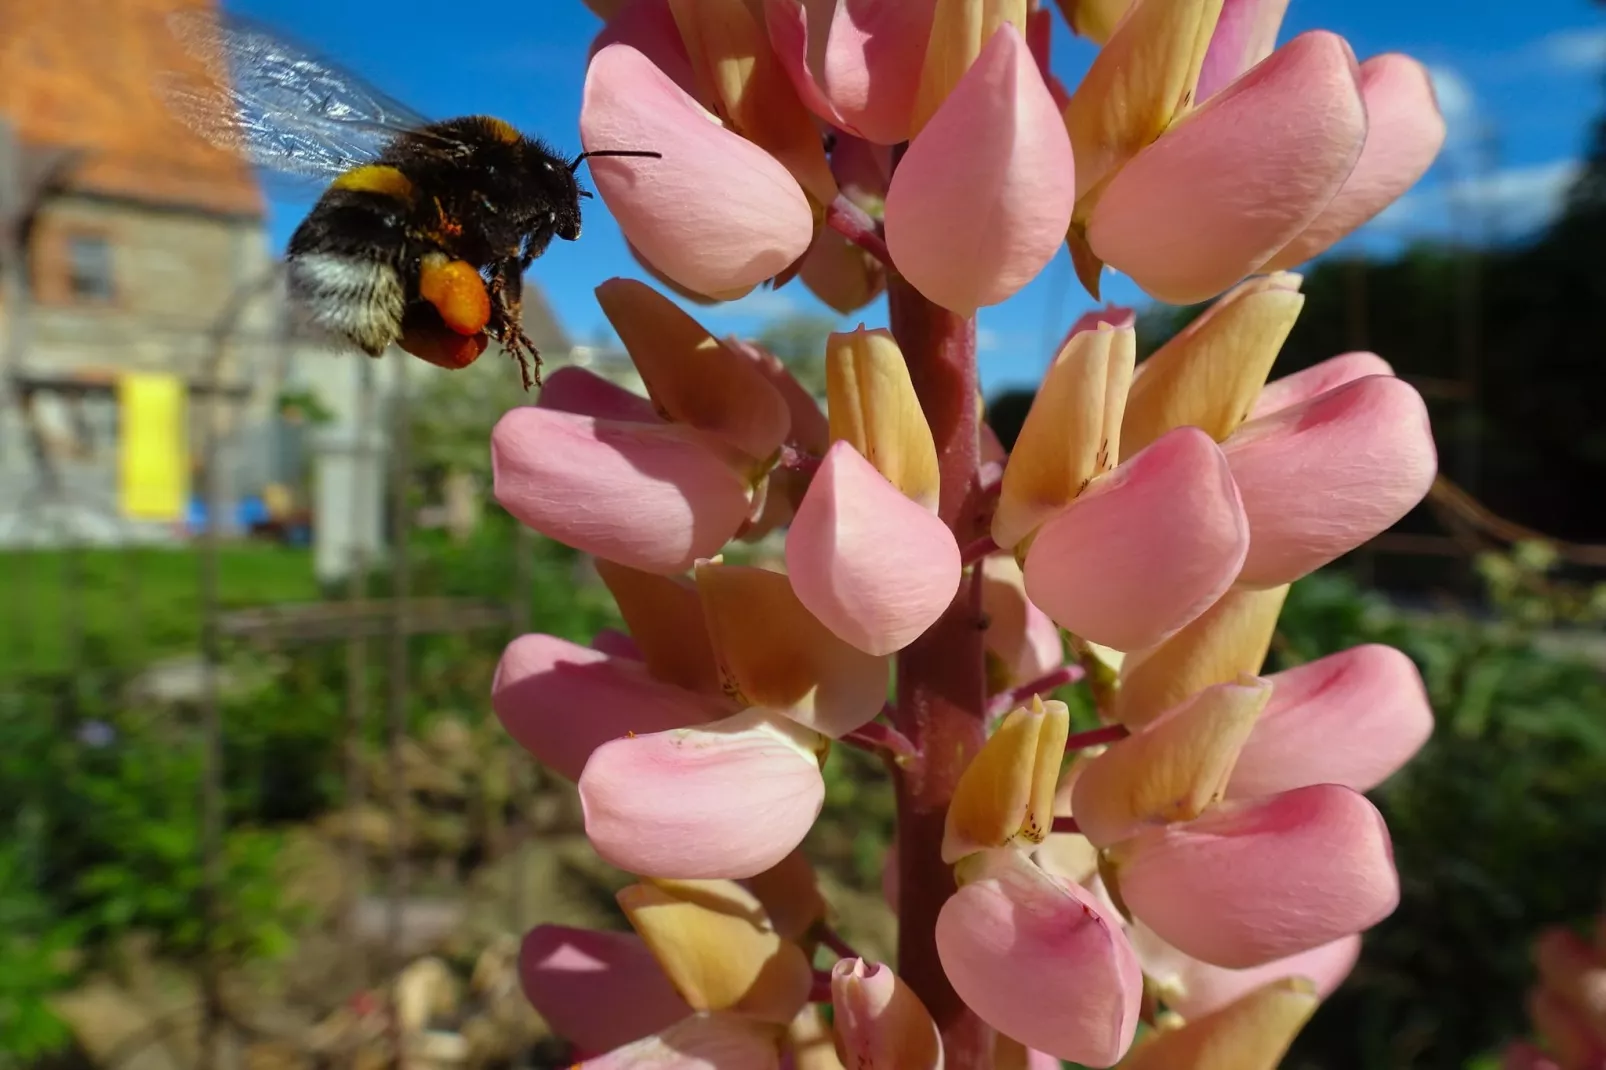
[162,11,657,386]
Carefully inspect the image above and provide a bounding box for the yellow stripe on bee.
[481,117,522,144]
[331,165,416,202]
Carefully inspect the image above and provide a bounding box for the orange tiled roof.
[0,0,264,217]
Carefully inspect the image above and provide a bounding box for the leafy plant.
[0,846,77,1066]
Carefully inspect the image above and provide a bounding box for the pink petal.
[519,926,691,1052]
[1250,351,1395,419]
[1223,375,1437,588]
[1087,31,1367,305]
[786,442,962,656]
[1131,921,1360,1019]
[885,25,1076,315]
[579,709,826,879]
[1227,644,1432,798]
[1265,53,1447,270]
[1024,427,1249,653]
[592,628,644,659]
[797,221,887,314]
[981,555,1066,689]
[574,1012,781,1069]
[493,635,726,781]
[830,958,943,1070]
[491,407,752,575]
[582,43,814,297]
[590,0,703,103]
[725,338,830,455]
[1066,305,1137,342]
[538,365,663,424]
[1116,784,1400,968]
[764,0,938,144]
[1196,0,1292,101]
[936,849,1142,1067]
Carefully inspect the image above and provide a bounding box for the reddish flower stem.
[826,193,892,265]
[888,275,995,1069]
[1065,722,1131,750]
[988,665,1086,716]
[809,970,835,1004]
[1051,815,1082,835]
[843,720,918,762]
[960,535,999,566]
[819,925,860,961]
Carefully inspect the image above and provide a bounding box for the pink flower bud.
[579,708,826,879]
[491,407,752,575]
[518,926,691,1053]
[1266,53,1447,270]
[581,43,813,297]
[1024,426,1249,653]
[885,25,1075,315]
[1227,644,1433,798]
[936,848,1142,1067]
[829,958,943,1070]
[1113,784,1400,969]
[492,634,726,781]
[1223,374,1437,588]
[786,442,962,656]
[1087,31,1368,305]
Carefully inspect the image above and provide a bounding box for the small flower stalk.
[492,1,1446,1065]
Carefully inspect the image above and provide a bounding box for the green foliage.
[1474,540,1606,629]
[0,846,77,1066]
[0,544,319,678]
[1273,573,1606,1070]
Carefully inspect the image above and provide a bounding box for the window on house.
[66,233,114,301]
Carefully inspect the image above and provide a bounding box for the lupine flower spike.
[492,0,1446,1064]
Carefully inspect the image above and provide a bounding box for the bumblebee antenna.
[569,149,663,172]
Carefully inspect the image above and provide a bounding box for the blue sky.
[229,0,1606,396]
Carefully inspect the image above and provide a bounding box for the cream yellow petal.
[1072,677,1271,846]
[993,324,1135,550]
[695,562,890,738]
[912,0,1029,133]
[620,879,814,1024]
[1064,0,1225,205]
[943,696,1070,862]
[1121,274,1304,456]
[1119,978,1319,1070]
[1114,586,1288,728]
[826,328,941,511]
[594,558,724,696]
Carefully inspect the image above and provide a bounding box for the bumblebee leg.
[488,262,542,390]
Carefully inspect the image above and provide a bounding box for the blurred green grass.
[0,544,321,678]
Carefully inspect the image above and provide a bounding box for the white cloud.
[1371,159,1583,238]
[1427,65,1477,144]
[1534,25,1606,71]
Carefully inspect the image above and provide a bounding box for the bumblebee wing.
[161,9,448,182]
